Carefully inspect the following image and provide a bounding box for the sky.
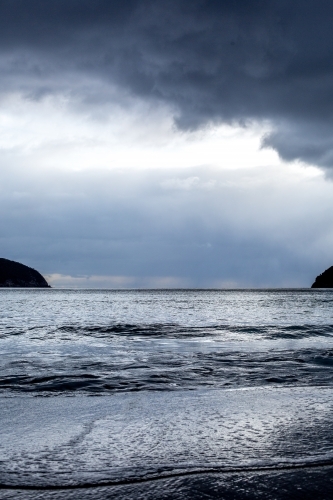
[1,0,333,288]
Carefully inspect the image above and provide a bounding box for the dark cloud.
[0,0,333,167]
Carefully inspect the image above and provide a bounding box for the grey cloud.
[0,1,333,167]
[262,122,333,172]
[0,159,331,286]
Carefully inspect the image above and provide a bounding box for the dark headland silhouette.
[0,258,50,288]
[311,266,333,288]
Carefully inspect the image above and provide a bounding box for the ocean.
[1,289,333,499]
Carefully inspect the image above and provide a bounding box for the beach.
[1,289,333,498]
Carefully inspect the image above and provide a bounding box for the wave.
[2,322,333,340]
[2,455,333,490]
[2,347,333,395]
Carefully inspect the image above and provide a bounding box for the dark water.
[1,289,333,395]
[1,289,333,499]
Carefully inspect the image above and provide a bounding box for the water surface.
[1,289,333,499]
[1,289,333,395]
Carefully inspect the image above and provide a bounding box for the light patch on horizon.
[47,274,189,289]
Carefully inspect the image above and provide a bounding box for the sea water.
[1,289,333,498]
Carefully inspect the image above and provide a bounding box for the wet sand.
[1,387,333,499]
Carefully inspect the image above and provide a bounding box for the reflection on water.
[1,290,333,498]
[1,289,333,395]
[1,387,333,488]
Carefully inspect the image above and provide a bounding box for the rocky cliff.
[0,258,50,288]
[311,266,333,288]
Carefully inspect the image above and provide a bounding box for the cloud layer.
[1,0,333,168]
[1,156,331,287]
[1,1,333,286]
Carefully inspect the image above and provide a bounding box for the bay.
[1,289,333,395]
[1,289,333,499]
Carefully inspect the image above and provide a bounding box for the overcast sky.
[1,0,333,287]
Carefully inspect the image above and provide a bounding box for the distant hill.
[0,258,50,288]
[311,266,333,288]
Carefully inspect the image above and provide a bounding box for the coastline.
[1,386,333,498]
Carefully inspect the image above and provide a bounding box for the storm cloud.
[1,1,333,286]
[0,0,333,168]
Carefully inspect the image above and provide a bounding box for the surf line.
[2,459,333,491]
